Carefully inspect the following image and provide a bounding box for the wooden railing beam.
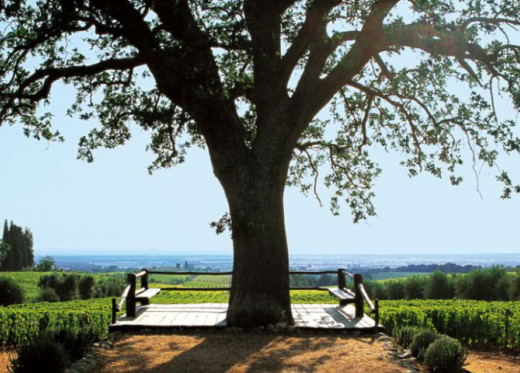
[141,268,149,290]
[353,273,364,318]
[126,273,137,317]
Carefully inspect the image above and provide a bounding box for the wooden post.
[354,273,364,318]
[126,273,137,317]
[337,268,348,306]
[375,299,379,327]
[141,268,149,290]
[111,298,117,324]
[337,268,346,289]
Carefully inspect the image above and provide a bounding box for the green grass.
[151,289,335,304]
[183,275,232,288]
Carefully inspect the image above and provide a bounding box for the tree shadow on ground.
[101,331,384,373]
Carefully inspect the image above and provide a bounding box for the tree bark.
[219,158,293,327]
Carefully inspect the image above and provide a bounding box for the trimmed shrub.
[424,335,466,372]
[55,327,97,361]
[0,277,25,306]
[9,337,70,373]
[365,281,388,300]
[58,274,78,301]
[424,272,454,299]
[455,266,510,301]
[78,276,95,300]
[0,298,111,346]
[38,274,79,301]
[392,326,421,348]
[96,276,126,297]
[386,280,406,300]
[510,273,520,300]
[410,329,438,362]
[405,277,427,300]
[37,288,60,303]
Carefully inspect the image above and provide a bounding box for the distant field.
[184,274,232,288]
[370,272,431,281]
[151,289,334,304]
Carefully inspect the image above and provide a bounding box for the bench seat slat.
[135,288,161,300]
[328,288,355,300]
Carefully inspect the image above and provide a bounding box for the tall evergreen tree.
[3,221,14,270]
[24,228,34,268]
[0,220,10,270]
[9,222,22,270]
[0,221,35,271]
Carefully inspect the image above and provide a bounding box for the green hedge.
[0,298,112,346]
[381,300,520,349]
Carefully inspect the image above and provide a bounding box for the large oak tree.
[1,0,519,326]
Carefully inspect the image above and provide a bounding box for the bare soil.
[96,331,411,373]
[0,348,14,373]
[2,333,520,372]
[464,350,520,373]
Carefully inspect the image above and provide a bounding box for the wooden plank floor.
[111,304,382,331]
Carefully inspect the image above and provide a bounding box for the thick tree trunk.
[219,161,293,327]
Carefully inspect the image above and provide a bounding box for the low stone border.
[375,332,422,373]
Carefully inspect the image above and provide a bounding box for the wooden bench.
[328,287,355,306]
[122,270,162,316]
[135,287,161,305]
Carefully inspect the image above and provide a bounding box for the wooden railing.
[112,268,379,326]
[353,273,380,325]
[112,284,131,323]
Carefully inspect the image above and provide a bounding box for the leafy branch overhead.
[1,0,520,221]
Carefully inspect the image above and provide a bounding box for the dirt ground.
[2,332,520,372]
[95,331,411,373]
[465,350,520,373]
[0,348,14,373]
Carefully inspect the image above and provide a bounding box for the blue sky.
[1,7,520,256]
[1,79,518,256]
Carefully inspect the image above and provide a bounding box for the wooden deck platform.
[110,303,383,332]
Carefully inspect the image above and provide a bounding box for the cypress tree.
[0,220,9,270]
[24,228,34,268]
[4,221,14,270]
[11,223,23,270]
[1,221,36,270]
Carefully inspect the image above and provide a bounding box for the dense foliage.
[9,327,99,373]
[1,0,519,216]
[0,298,112,346]
[9,336,70,373]
[363,267,520,301]
[424,335,466,373]
[35,256,58,272]
[381,300,520,349]
[0,220,34,271]
[0,277,25,306]
[38,273,126,301]
[410,329,439,362]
